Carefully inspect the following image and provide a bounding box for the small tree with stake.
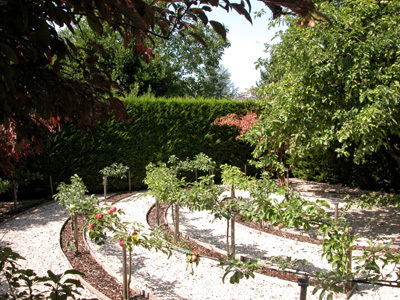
[54,174,99,254]
[87,203,174,300]
[212,164,249,256]
[99,163,130,200]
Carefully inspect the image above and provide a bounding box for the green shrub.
[23,96,256,194]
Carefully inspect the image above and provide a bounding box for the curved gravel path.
[0,201,96,299]
[1,192,400,300]
[88,192,400,300]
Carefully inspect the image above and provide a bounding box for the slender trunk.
[128,171,131,193]
[49,175,54,196]
[73,214,79,254]
[230,216,235,254]
[128,251,132,296]
[386,133,400,168]
[13,184,18,211]
[226,218,230,257]
[230,186,236,254]
[195,169,198,182]
[122,247,128,300]
[103,176,107,200]
[174,204,180,243]
[286,167,290,187]
[156,198,160,226]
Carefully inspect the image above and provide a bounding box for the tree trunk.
[230,186,236,254]
[128,171,131,193]
[156,198,160,226]
[230,216,235,254]
[103,176,107,200]
[122,247,129,300]
[49,175,54,196]
[174,204,180,243]
[13,184,18,211]
[386,133,400,168]
[73,214,79,254]
[226,218,230,257]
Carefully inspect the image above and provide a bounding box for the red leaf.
[209,21,227,41]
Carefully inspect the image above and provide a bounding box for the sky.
[207,2,284,93]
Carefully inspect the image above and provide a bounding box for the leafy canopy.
[248,0,400,171]
[0,0,329,167]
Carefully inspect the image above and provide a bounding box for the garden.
[2,154,400,300]
[2,0,400,299]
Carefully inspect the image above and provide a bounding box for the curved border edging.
[59,216,113,300]
[162,205,309,277]
[85,195,163,300]
[82,227,162,300]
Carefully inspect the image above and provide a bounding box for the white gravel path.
[0,201,96,299]
[1,192,400,300]
[87,192,400,300]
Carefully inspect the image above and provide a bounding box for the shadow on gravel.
[0,202,66,233]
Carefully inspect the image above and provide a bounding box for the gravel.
[87,192,400,300]
[0,201,96,299]
[1,190,400,300]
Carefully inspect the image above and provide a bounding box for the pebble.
[0,191,399,300]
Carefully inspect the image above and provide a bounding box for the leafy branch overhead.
[261,0,331,26]
[0,0,329,160]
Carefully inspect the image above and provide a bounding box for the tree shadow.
[0,202,68,239]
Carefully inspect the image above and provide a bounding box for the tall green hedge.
[22,96,256,196]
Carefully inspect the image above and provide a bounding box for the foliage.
[53,174,99,217]
[212,110,258,140]
[220,164,250,192]
[0,122,35,177]
[251,0,400,177]
[59,20,231,98]
[87,202,177,298]
[217,254,261,284]
[100,163,129,179]
[168,153,216,180]
[192,153,217,172]
[0,246,84,300]
[23,97,255,195]
[292,143,400,192]
[0,0,331,162]
[144,162,185,204]
[0,178,11,194]
[190,65,239,99]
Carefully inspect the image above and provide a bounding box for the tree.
[191,65,239,98]
[247,0,400,173]
[0,0,330,168]
[60,21,230,97]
